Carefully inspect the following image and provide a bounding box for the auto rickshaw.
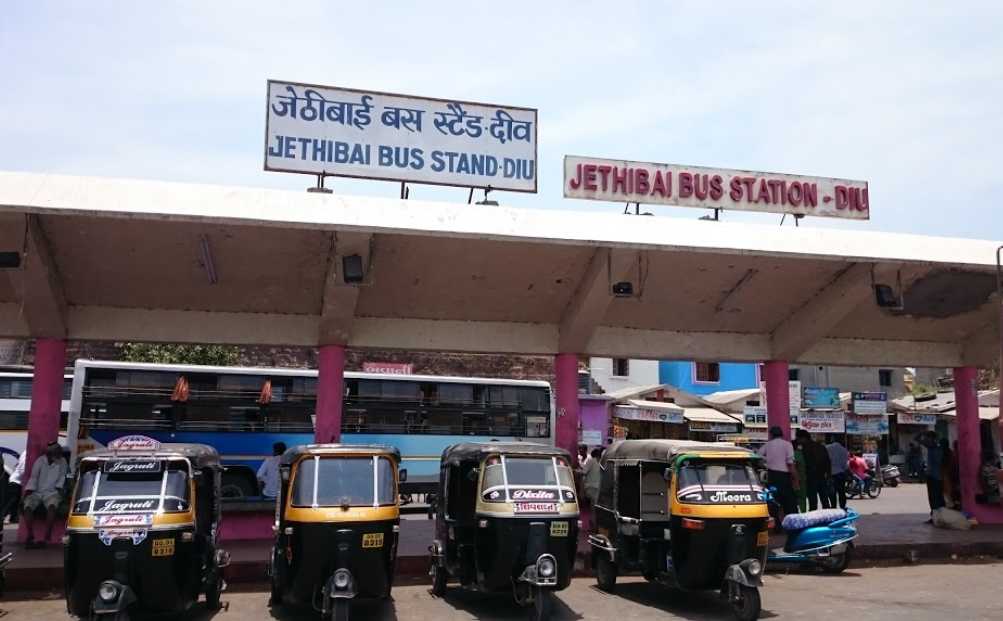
[64,436,229,620]
[429,443,579,621]
[269,444,404,621]
[590,440,769,621]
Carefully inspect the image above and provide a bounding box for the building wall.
[589,357,660,394]
[658,360,759,396]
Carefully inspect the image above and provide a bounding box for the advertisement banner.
[362,362,414,375]
[852,391,888,415]
[800,411,846,433]
[743,406,767,428]
[803,387,841,409]
[688,421,740,433]
[614,405,685,424]
[789,380,802,414]
[266,80,537,192]
[845,414,889,435]
[897,412,937,426]
[563,155,869,219]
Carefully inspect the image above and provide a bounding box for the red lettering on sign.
[858,188,869,211]
[787,181,803,206]
[756,179,771,204]
[569,163,582,190]
[741,177,756,201]
[612,167,627,194]
[694,174,708,200]
[767,179,782,204]
[679,172,693,198]
[709,175,723,200]
[596,165,612,192]
[803,183,818,207]
[635,169,650,195]
[651,170,669,197]
[729,177,743,201]
[583,164,597,191]
[835,185,848,209]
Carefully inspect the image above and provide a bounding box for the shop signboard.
[845,414,889,435]
[688,421,740,433]
[563,156,869,219]
[897,412,937,426]
[580,429,603,446]
[803,387,841,409]
[789,380,802,414]
[362,362,414,375]
[743,406,767,428]
[852,391,887,415]
[266,80,538,192]
[614,405,684,424]
[800,411,846,433]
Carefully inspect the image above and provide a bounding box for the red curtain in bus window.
[171,375,190,402]
[258,379,273,405]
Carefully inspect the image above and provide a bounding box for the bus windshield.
[291,457,396,508]
[73,460,190,514]
[675,461,762,504]
[481,456,575,502]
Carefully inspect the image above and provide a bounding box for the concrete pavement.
[5,563,1002,620]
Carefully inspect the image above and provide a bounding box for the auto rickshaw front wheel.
[204,572,223,610]
[595,554,617,593]
[430,564,447,597]
[730,584,761,621]
[332,599,350,621]
[529,587,552,621]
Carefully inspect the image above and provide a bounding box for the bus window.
[525,416,549,438]
[487,386,518,408]
[518,388,549,412]
[437,383,473,405]
[379,380,420,401]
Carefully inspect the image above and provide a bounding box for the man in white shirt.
[757,426,799,518]
[4,451,26,523]
[22,442,68,546]
[257,442,286,498]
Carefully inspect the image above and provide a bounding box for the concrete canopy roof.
[0,171,1000,368]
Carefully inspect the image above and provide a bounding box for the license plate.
[756,531,769,546]
[362,532,384,548]
[550,521,569,537]
[151,538,175,557]
[514,502,558,514]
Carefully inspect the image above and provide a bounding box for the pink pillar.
[764,360,791,440]
[554,353,581,466]
[315,344,346,444]
[955,366,1003,523]
[19,338,66,543]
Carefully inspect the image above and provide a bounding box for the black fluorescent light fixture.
[0,252,21,268]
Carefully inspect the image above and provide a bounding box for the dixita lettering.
[98,499,157,513]
[709,491,753,503]
[511,489,557,500]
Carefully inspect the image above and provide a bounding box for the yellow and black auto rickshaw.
[269,444,403,621]
[590,440,769,621]
[429,443,579,621]
[64,436,229,620]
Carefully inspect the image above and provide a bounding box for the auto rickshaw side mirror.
[467,467,480,482]
[399,468,408,483]
[663,468,672,483]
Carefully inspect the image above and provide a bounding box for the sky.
[2,1,1002,239]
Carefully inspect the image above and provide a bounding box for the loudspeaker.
[612,281,634,297]
[342,254,365,283]
[0,252,21,268]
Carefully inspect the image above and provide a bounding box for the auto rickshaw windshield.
[675,460,763,504]
[481,456,575,501]
[73,460,190,514]
[291,456,396,507]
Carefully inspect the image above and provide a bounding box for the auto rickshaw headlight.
[537,555,556,578]
[333,569,352,590]
[746,559,762,576]
[98,582,119,602]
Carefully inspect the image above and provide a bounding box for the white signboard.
[852,391,888,415]
[564,155,869,219]
[801,411,846,433]
[580,430,603,446]
[897,412,937,426]
[743,406,767,428]
[266,80,538,192]
[614,405,685,424]
[789,380,802,416]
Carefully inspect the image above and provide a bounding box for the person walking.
[826,438,850,509]
[757,426,799,519]
[256,441,286,499]
[796,429,832,510]
[906,442,924,480]
[921,432,945,521]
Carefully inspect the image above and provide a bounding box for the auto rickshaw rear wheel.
[730,585,761,621]
[430,563,447,596]
[595,554,617,593]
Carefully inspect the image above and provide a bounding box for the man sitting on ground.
[21,442,68,547]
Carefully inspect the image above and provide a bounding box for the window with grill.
[695,362,720,383]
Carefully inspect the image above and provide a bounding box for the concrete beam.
[318,232,371,346]
[800,337,963,368]
[770,262,874,361]
[5,215,67,338]
[558,248,637,352]
[959,309,1000,368]
[350,317,557,354]
[587,326,770,362]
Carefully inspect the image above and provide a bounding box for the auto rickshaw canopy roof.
[441,442,572,466]
[279,443,401,466]
[81,442,220,469]
[601,439,758,465]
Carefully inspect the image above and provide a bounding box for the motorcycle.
[845,469,882,499]
[767,508,859,574]
[881,464,901,487]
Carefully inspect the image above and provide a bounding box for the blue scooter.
[765,490,860,574]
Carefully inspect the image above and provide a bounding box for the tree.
[118,342,240,366]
